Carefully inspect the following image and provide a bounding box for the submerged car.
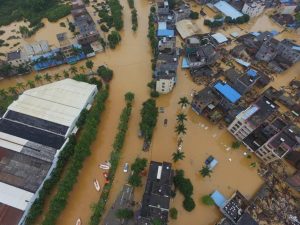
[123,163,129,173]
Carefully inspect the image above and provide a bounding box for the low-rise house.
[56,33,74,58]
[158,37,176,52]
[279,0,297,14]
[192,87,221,115]
[276,39,300,66]
[173,3,191,22]
[138,161,173,225]
[255,38,279,62]
[71,0,100,45]
[242,0,265,17]
[157,0,170,16]
[187,43,218,69]
[6,50,29,67]
[155,70,176,94]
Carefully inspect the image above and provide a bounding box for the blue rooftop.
[157,29,174,37]
[214,82,241,103]
[214,1,243,19]
[211,191,227,208]
[182,57,189,69]
[247,69,257,77]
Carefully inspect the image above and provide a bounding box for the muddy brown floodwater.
[0,1,299,225]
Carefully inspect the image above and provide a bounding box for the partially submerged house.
[138,161,173,225]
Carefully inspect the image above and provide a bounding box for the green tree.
[8,86,18,95]
[172,150,185,163]
[175,124,187,135]
[183,197,195,212]
[115,209,134,219]
[128,173,142,187]
[232,141,241,149]
[151,218,163,225]
[131,158,147,173]
[79,65,86,73]
[200,165,212,178]
[108,31,121,49]
[86,60,94,73]
[0,89,8,98]
[125,92,134,103]
[69,66,78,76]
[189,11,199,20]
[97,65,113,82]
[178,97,189,108]
[63,70,70,78]
[54,73,61,81]
[169,208,178,219]
[34,74,42,83]
[16,82,25,91]
[201,195,214,206]
[26,80,35,89]
[176,113,187,124]
[43,73,52,83]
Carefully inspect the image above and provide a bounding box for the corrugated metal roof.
[214,82,241,103]
[214,1,243,19]
[0,182,34,210]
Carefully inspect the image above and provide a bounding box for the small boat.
[94,179,100,191]
[99,164,110,170]
[76,218,81,225]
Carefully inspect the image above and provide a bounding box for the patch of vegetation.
[127,0,135,9]
[0,0,71,28]
[108,0,123,30]
[201,195,214,206]
[169,208,178,219]
[0,30,5,36]
[116,209,134,219]
[89,92,134,225]
[100,24,109,32]
[40,88,109,225]
[131,9,138,31]
[59,22,66,27]
[97,65,113,82]
[108,31,121,49]
[232,140,242,149]
[225,14,250,24]
[139,98,158,142]
[173,170,196,212]
[189,11,199,20]
[128,157,147,187]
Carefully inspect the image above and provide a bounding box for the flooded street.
[0,1,299,225]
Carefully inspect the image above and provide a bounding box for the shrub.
[232,141,241,149]
[97,65,113,82]
[139,99,158,141]
[183,197,195,212]
[127,0,134,9]
[100,24,109,32]
[46,5,71,22]
[169,208,178,219]
[189,11,199,20]
[116,209,134,219]
[201,195,214,206]
[150,90,159,98]
[108,31,121,48]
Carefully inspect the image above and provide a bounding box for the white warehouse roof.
[8,79,97,127]
[0,182,34,211]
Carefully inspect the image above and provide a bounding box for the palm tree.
[79,65,86,74]
[26,80,35,89]
[0,89,8,99]
[63,70,70,78]
[43,73,52,83]
[54,73,61,81]
[200,166,212,178]
[16,82,25,91]
[34,74,42,83]
[172,150,185,163]
[86,59,94,73]
[8,86,18,95]
[178,97,190,108]
[175,124,187,135]
[69,66,78,76]
[176,113,187,124]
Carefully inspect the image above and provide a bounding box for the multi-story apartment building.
[242,0,265,17]
[228,96,278,141]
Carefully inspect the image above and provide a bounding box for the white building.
[23,40,50,57]
[156,77,176,94]
[242,1,265,17]
[0,79,97,225]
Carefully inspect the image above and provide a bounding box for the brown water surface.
[0,2,299,225]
